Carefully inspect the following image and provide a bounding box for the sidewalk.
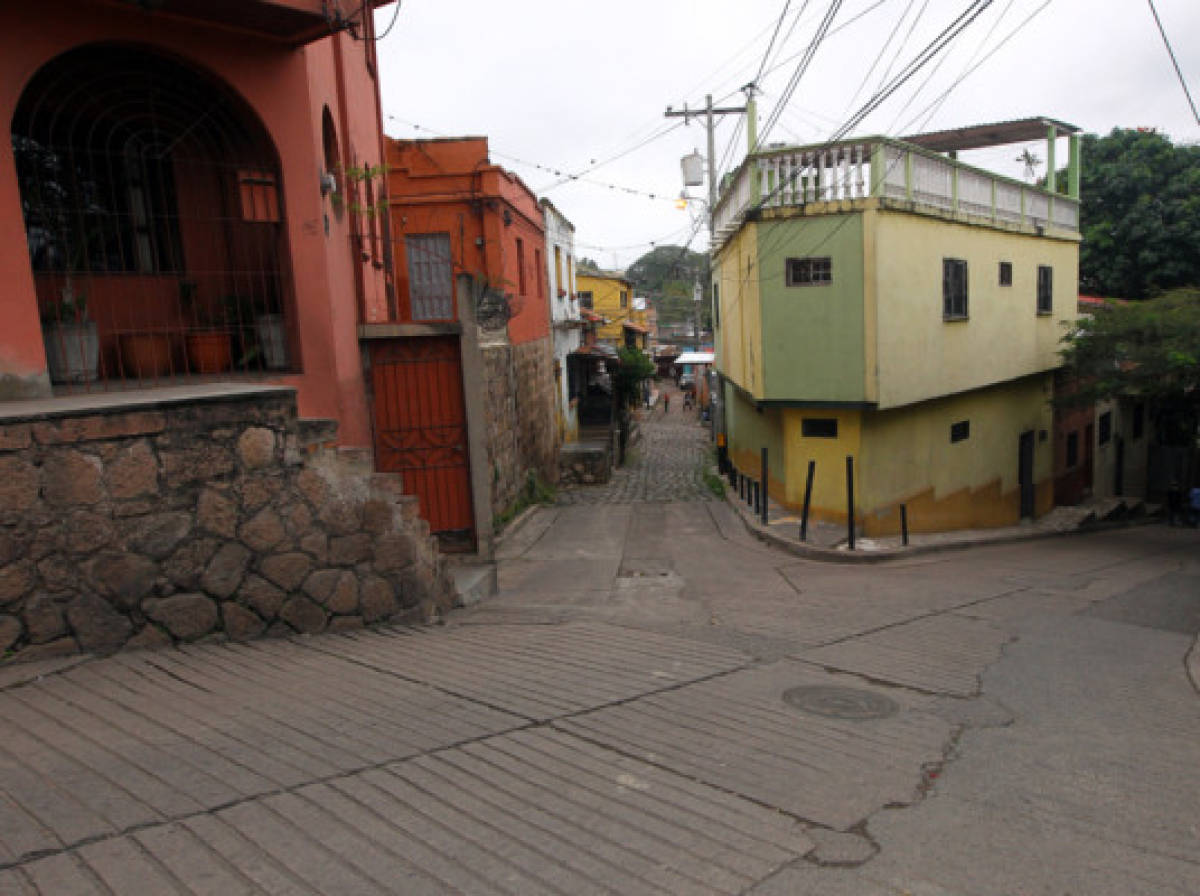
[722,471,1161,562]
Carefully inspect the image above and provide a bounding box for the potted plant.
[225,293,288,371]
[42,280,99,383]
[181,280,232,374]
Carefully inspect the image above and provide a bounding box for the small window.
[238,169,280,222]
[712,282,720,327]
[801,418,838,438]
[999,261,1012,286]
[1098,411,1112,445]
[943,258,968,319]
[534,248,543,298]
[554,246,563,297]
[516,238,526,295]
[578,290,593,310]
[620,290,628,309]
[786,256,832,286]
[1037,265,1053,314]
[950,420,970,443]
[1132,402,1144,439]
[1066,431,1079,467]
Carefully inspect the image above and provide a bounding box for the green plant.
[492,470,556,532]
[702,469,726,498]
[614,346,655,409]
[41,281,88,324]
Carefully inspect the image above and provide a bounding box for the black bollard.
[760,447,769,525]
[800,460,815,542]
[846,456,855,551]
[900,503,909,546]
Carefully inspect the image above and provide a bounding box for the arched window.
[12,44,294,386]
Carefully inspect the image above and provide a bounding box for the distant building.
[541,199,585,442]
[576,271,648,350]
[714,118,1083,534]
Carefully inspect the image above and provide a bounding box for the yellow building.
[714,118,1082,535]
[576,271,648,350]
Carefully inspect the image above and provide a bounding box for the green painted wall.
[757,212,866,402]
[725,384,784,488]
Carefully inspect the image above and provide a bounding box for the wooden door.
[370,336,474,550]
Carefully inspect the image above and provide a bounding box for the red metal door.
[370,337,474,550]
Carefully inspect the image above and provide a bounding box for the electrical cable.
[754,1,796,89]
[845,0,919,113]
[1146,0,1200,125]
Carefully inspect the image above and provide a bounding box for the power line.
[384,115,677,203]
[1146,0,1200,125]
[754,1,796,88]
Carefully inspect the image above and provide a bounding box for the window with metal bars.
[405,234,454,320]
[1037,265,1053,314]
[943,258,968,319]
[785,256,832,287]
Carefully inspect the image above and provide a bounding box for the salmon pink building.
[0,0,394,449]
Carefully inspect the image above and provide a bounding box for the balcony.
[712,135,1080,249]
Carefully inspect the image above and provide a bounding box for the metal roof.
[902,117,1080,152]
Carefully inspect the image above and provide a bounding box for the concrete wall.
[0,387,453,665]
[872,209,1078,410]
[713,222,764,398]
[758,212,867,403]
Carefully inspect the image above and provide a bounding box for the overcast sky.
[374,0,1199,269]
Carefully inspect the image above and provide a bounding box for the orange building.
[374,136,557,552]
[384,137,550,344]
[0,0,392,448]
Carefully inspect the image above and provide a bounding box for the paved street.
[1,400,1198,893]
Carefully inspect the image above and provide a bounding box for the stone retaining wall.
[482,336,559,518]
[0,387,454,664]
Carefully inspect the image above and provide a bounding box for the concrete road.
[1,410,1197,893]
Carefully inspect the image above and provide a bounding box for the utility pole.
[664,89,753,237]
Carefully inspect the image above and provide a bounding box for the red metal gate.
[370,337,474,550]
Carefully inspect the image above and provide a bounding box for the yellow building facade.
[715,121,1082,534]
[576,272,648,348]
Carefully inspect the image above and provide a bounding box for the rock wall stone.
[482,336,559,519]
[0,389,453,664]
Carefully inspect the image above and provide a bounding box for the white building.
[540,199,584,442]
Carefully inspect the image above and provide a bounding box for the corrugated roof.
[902,117,1080,152]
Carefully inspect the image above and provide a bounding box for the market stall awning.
[676,351,714,365]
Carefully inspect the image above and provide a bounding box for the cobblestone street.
[556,383,716,505]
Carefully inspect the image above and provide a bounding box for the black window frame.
[801,417,838,438]
[950,420,970,443]
[712,281,720,327]
[943,258,968,320]
[1098,411,1112,445]
[1037,264,1053,315]
[577,290,593,310]
[785,256,832,287]
[999,261,1012,286]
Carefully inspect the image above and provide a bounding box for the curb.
[722,486,1162,564]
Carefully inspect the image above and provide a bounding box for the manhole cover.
[782,685,899,721]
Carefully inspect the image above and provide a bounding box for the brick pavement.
[556,384,716,505]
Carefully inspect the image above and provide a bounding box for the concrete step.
[450,563,496,607]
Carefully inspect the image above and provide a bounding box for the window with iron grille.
[943,258,968,319]
[999,261,1012,286]
[785,256,832,286]
[405,233,453,320]
[1098,410,1112,445]
[578,290,593,310]
[801,418,838,438]
[950,420,970,443]
[1037,265,1053,314]
[620,289,628,308]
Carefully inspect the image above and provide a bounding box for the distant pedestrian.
[663,394,670,414]
[1166,480,1182,526]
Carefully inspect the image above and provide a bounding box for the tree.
[1058,287,1200,444]
[577,256,602,274]
[614,345,655,409]
[1069,129,1200,299]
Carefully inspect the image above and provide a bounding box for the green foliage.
[626,245,711,327]
[492,470,556,532]
[1070,129,1200,299]
[614,346,655,408]
[1058,287,1200,443]
[577,256,602,274]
